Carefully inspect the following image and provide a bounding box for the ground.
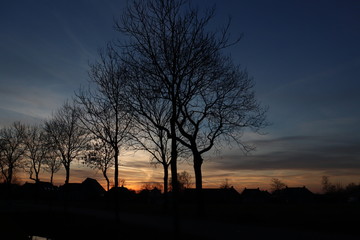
[1,200,359,240]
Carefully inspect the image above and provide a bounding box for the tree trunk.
[114,147,119,188]
[170,142,178,193]
[35,169,40,183]
[194,160,203,191]
[163,164,169,194]
[30,170,35,182]
[103,170,110,191]
[7,166,13,185]
[170,111,179,237]
[64,165,70,184]
[163,163,169,212]
[170,110,178,193]
[193,150,204,215]
[193,150,204,190]
[50,171,54,184]
[113,147,120,221]
[34,162,41,183]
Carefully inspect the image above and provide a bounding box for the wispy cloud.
[208,135,360,172]
[0,85,66,120]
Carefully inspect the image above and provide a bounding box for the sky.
[1,0,360,192]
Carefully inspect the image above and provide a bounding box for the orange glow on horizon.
[13,150,360,195]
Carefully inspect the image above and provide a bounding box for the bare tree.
[129,94,190,194]
[117,0,193,194]
[321,176,343,194]
[177,171,193,191]
[76,46,132,188]
[169,170,193,191]
[117,0,267,200]
[176,66,266,193]
[42,146,62,184]
[85,140,114,191]
[44,101,88,184]
[270,178,287,193]
[140,182,163,191]
[131,115,172,194]
[23,124,48,183]
[220,179,232,189]
[0,122,25,184]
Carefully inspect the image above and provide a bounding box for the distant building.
[81,178,106,197]
[241,188,271,203]
[59,178,105,201]
[21,181,58,201]
[272,186,314,203]
[105,186,136,202]
[138,187,163,204]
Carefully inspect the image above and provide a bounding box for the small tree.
[44,101,88,184]
[43,150,62,185]
[23,124,48,183]
[322,176,333,193]
[322,176,343,194]
[178,171,193,191]
[220,179,232,189]
[140,182,163,191]
[0,122,25,184]
[85,141,114,191]
[270,178,287,193]
[130,101,189,194]
[170,171,193,191]
[132,119,172,194]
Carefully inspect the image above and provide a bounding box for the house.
[241,188,271,203]
[21,181,58,201]
[273,186,314,203]
[105,186,136,203]
[59,178,105,201]
[137,187,163,204]
[81,177,106,198]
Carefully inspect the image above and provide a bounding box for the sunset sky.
[1,0,360,193]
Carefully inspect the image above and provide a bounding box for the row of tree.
[1,0,267,200]
[0,106,86,186]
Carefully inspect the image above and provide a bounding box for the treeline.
[0,110,107,189]
[1,0,267,201]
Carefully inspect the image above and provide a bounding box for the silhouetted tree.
[117,0,193,195]
[176,66,266,193]
[322,176,333,193]
[220,179,232,189]
[322,176,344,194]
[23,124,48,183]
[131,114,172,194]
[117,0,267,202]
[44,101,88,184]
[170,171,193,191]
[140,182,163,191]
[85,141,114,191]
[178,171,193,191]
[345,182,360,193]
[119,178,126,187]
[0,122,25,184]
[76,46,132,188]
[43,149,62,184]
[130,101,190,195]
[270,178,287,193]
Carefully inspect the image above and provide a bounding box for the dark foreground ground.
[1,200,359,240]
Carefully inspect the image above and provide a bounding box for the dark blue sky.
[1,0,359,190]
